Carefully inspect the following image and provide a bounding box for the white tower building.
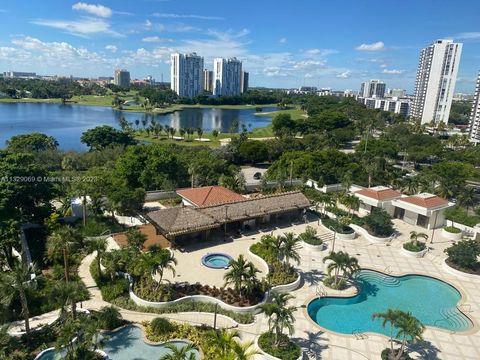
[170,53,204,97]
[213,58,242,96]
[412,39,463,124]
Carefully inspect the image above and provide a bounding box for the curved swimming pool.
[307,270,472,336]
[35,325,200,360]
[201,253,233,269]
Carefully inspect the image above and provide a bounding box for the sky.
[0,0,480,92]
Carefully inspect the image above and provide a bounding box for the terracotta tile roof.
[399,194,449,209]
[355,187,401,201]
[176,186,245,207]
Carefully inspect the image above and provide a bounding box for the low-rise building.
[391,193,453,229]
[176,186,245,207]
[354,186,402,216]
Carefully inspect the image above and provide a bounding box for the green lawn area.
[0,97,62,104]
[255,107,305,121]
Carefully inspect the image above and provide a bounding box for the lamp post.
[430,210,439,244]
[328,226,337,253]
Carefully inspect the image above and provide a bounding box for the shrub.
[258,332,301,360]
[322,217,354,234]
[250,242,298,286]
[445,206,480,227]
[444,240,480,271]
[381,348,413,360]
[403,241,427,252]
[100,278,129,302]
[363,209,394,237]
[96,306,124,330]
[150,317,175,335]
[112,297,254,324]
[444,226,461,234]
[298,226,323,245]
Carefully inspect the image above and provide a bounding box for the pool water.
[307,270,472,336]
[36,326,200,360]
[202,253,232,269]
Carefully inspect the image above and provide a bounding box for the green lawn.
[255,107,305,121]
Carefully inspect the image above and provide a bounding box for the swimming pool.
[35,325,200,360]
[307,270,472,336]
[201,253,233,269]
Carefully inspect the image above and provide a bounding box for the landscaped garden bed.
[132,277,265,307]
[257,332,301,360]
[401,231,428,257]
[442,226,462,240]
[250,234,299,287]
[444,239,480,276]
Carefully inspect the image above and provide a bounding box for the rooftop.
[398,193,449,209]
[176,186,245,207]
[146,191,311,237]
[355,186,402,201]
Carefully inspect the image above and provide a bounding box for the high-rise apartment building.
[170,53,204,97]
[468,72,480,141]
[359,80,386,98]
[412,39,463,124]
[241,71,249,93]
[203,69,213,93]
[114,69,130,87]
[213,58,242,96]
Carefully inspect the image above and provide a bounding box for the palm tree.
[223,255,259,297]
[340,194,361,217]
[298,226,320,244]
[133,249,177,288]
[372,309,403,357]
[50,280,88,319]
[409,231,428,247]
[155,249,177,283]
[322,251,360,287]
[126,227,147,252]
[87,238,108,277]
[260,293,296,346]
[394,312,425,360]
[458,187,477,213]
[278,232,301,267]
[160,343,196,360]
[196,127,203,139]
[47,226,82,283]
[0,260,37,334]
[205,329,258,360]
[373,310,425,360]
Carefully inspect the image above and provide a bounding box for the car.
[253,172,262,180]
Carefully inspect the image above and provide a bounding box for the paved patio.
[163,236,268,287]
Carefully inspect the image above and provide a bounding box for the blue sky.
[0,0,479,92]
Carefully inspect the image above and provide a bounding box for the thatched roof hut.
[146,191,311,238]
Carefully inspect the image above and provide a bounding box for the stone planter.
[320,222,356,240]
[255,335,303,360]
[401,246,428,258]
[301,240,326,252]
[129,284,268,314]
[441,228,462,241]
[271,272,302,293]
[349,224,392,244]
[442,259,480,279]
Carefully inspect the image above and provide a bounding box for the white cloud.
[32,18,121,37]
[380,63,387,68]
[72,2,112,18]
[355,41,385,51]
[292,60,325,69]
[142,36,174,43]
[152,13,223,20]
[263,67,289,77]
[279,37,287,44]
[105,44,117,52]
[454,32,480,40]
[336,70,351,78]
[382,68,404,74]
[144,19,153,28]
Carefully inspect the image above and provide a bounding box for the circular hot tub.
[201,253,233,269]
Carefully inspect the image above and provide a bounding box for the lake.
[0,103,275,150]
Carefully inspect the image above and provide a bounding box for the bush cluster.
[258,332,301,360]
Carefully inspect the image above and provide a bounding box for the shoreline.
[0,98,277,114]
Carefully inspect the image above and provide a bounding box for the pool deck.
[73,217,480,359]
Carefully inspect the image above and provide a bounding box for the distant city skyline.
[0,0,480,92]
